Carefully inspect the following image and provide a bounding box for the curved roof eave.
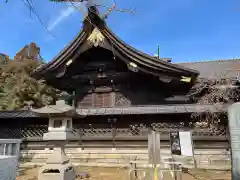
[103,28,199,78]
[33,29,87,77]
[33,14,199,80]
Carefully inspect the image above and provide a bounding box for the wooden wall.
[75,84,192,108]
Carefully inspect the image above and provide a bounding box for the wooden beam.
[71,72,133,86]
[72,71,131,80]
[25,135,228,142]
[81,61,126,71]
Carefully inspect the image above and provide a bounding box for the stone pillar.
[0,144,4,155]
[15,143,21,159]
[7,144,12,156]
[228,102,240,180]
[3,144,6,155]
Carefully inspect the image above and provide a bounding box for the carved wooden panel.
[115,92,131,106]
[77,92,115,108]
[93,92,114,107]
[78,94,93,107]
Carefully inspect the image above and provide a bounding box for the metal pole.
[228,102,240,180]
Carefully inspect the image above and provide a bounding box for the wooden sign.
[170,131,193,156]
[170,132,181,155]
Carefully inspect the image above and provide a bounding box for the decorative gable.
[87,28,105,47]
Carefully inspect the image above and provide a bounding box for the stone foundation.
[20,148,231,170]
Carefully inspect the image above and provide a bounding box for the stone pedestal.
[38,146,75,180]
[0,156,18,180]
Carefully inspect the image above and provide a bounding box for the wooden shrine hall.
[33,6,199,107]
[0,6,239,149]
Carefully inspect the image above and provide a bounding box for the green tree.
[0,56,62,110]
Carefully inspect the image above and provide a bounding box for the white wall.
[0,156,18,180]
[0,139,22,158]
[0,139,22,180]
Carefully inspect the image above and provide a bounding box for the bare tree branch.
[189,64,240,136]
[20,0,56,38]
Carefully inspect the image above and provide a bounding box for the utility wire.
[94,2,136,17]
[21,0,56,38]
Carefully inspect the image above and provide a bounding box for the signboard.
[170,132,181,155]
[179,131,193,156]
[170,131,193,156]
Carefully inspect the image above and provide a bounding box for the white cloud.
[48,6,76,31]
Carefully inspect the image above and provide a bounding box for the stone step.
[19,148,231,170]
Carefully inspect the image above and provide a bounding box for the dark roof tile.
[177,59,240,79]
[0,110,39,118]
[0,104,228,118]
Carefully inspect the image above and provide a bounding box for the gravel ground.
[16,166,232,180]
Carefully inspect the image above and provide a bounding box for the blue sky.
[0,0,239,63]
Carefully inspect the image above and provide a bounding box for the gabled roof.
[33,6,199,83]
[178,59,240,80]
[31,100,77,117]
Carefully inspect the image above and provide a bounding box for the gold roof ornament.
[127,62,139,72]
[87,28,105,47]
[66,59,73,66]
[180,76,192,83]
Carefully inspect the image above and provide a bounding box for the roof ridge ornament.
[87,27,105,47]
[180,76,192,83]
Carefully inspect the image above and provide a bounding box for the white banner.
[179,131,193,157]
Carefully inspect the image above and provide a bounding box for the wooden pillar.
[79,121,84,150]
[72,90,76,107]
[228,102,240,180]
[148,128,161,180]
[109,118,117,149]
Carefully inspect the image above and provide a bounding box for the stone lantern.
[31,100,78,180]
